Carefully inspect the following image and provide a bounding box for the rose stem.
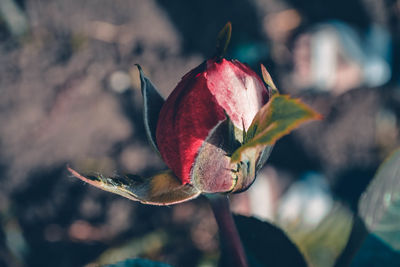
[208,194,248,267]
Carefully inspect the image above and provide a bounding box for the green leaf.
[136,65,165,154]
[280,203,353,267]
[358,148,400,251]
[106,258,172,267]
[233,215,307,267]
[231,94,322,164]
[230,95,321,192]
[215,22,232,58]
[350,234,400,266]
[68,167,200,205]
[334,215,369,266]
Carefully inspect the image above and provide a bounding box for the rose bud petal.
[156,58,269,192]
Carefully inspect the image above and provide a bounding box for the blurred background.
[0,0,399,266]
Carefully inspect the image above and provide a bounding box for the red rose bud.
[68,23,321,205]
[156,58,269,192]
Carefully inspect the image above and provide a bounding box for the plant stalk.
[208,194,248,267]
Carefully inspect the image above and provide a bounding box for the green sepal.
[136,64,165,155]
[358,148,400,251]
[215,22,232,59]
[68,167,201,206]
[261,64,279,97]
[231,94,322,165]
[223,110,244,149]
[256,144,274,171]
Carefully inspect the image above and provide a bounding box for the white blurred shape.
[364,57,390,87]
[293,21,392,93]
[0,0,28,36]
[278,172,333,228]
[248,168,275,221]
[109,71,132,93]
[311,28,338,91]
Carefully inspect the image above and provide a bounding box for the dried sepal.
[68,167,201,205]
